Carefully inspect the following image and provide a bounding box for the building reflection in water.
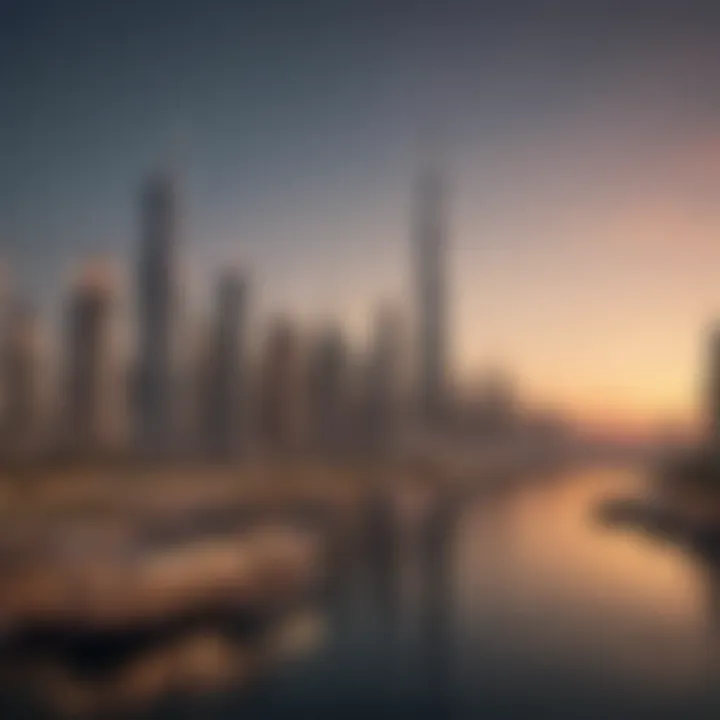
[696,560,720,695]
[343,477,461,715]
[7,468,720,717]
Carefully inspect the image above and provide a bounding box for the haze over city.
[5,1,720,439]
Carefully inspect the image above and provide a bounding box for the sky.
[3,0,720,435]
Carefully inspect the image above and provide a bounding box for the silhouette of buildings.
[459,371,517,438]
[361,304,403,454]
[201,270,248,458]
[136,170,178,457]
[414,167,448,427]
[0,164,584,466]
[0,261,9,442]
[707,322,720,446]
[62,262,115,455]
[1,300,41,457]
[306,324,350,454]
[257,317,306,452]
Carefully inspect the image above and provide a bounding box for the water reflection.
[317,468,720,718]
[6,467,720,717]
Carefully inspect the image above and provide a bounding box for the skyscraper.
[414,167,448,425]
[306,324,349,454]
[258,317,305,452]
[63,262,115,454]
[202,270,248,458]
[136,170,178,456]
[362,304,403,453]
[0,260,9,437]
[706,322,720,446]
[1,300,41,457]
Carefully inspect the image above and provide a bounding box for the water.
[242,466,720,719]
[5,465,720,718]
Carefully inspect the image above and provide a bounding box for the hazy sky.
[3,0,720,433]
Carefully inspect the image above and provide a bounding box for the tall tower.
[63,262,115,454]
[136,170,178,456]
[1,300,41,457]
[414,167,448,425]
[202,270,248,458]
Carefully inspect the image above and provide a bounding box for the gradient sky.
[3,0,720,434]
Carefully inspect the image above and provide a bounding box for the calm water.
[238,465,720,720]
[6,465,720,718]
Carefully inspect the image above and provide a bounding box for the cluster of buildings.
[0,166,482,465]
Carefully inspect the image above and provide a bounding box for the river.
[4,464,720,718]
[241,465,720,719]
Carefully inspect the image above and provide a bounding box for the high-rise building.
[0,260,9,435]
[202,270,248,458]
[362,304,403,453]
[307,324,349,453]
[706,322,720,446]
[414,167,448,426]
[136,170,178,456]
[62,262,115,454]
[257,317,305,452]
[1,300,41,457]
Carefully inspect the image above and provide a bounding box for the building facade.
[202,271,248,458]
[63,264,115,454]
[136,170,178,456]
[415,167,448,426]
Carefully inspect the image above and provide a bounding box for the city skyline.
[0,160,704,447]
[3,5,720,717]
[4,1,720,437]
